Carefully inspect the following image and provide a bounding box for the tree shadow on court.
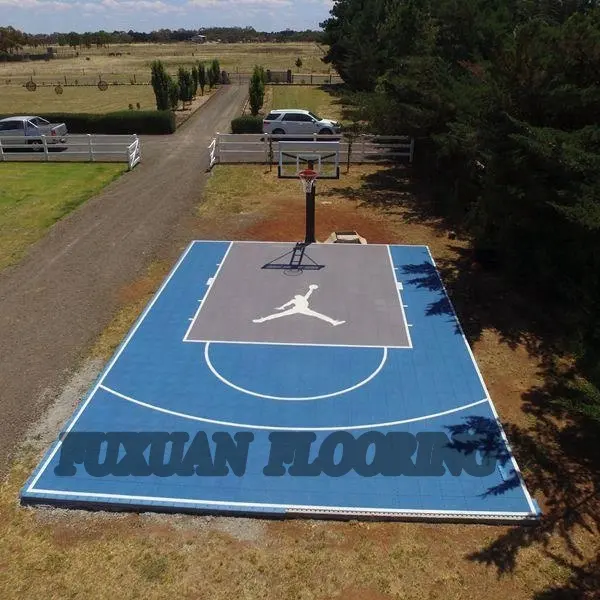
[399,262,460,334]
[464,363,600,595]
[328,163,600,595]
[444,416,523,498]
[327,164,569,356]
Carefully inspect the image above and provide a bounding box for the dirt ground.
[1,162,599,598]
[0,84,248,481]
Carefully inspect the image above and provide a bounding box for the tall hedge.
[231,115,263,133]
[0,111,177,134]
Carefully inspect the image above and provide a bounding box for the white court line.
[387,245,413,349]
[26,240,203,493]
[424,247,537,515]
[184,338,411,349]
[23,488,535,519]
[191,239,430,249]
[98,384,488,431]
[182,241,233,342]
[204,344,387,401]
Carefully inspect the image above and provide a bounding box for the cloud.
[187,0,292,7]
[0,0,71,9]
[1,0,331,32]
[0,0,181,12]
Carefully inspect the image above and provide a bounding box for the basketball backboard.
[278,140,340,179]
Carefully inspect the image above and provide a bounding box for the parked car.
[262,109,341,136]
[0,116,67,149]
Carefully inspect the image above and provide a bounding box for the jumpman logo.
[252,284,345,327]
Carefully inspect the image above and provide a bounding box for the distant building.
[190,34,207,43]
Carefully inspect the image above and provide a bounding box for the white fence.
[208,133,414,168]
[0,134,141,170]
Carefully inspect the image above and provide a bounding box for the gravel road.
[0,84,248,480]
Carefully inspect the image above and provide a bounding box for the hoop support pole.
[305,183,316,244]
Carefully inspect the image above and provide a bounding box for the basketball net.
[298,168,318,194]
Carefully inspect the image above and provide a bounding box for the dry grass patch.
[0,84,157,114]
[1,42,328,86]
[1,452,593,600]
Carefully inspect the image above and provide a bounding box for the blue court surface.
[21,241,541,522]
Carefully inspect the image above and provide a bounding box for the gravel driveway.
[0,84,248,480]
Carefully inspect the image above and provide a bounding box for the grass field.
[0,42,329,114]
[0,163,126,270]
[2,163,598,599]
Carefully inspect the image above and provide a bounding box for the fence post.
[42,135,49,161]
[346,135,353,173]
[88,134,94,162]
[361,135,366,164]
[0,139,4,161]
[409,137,415,163]
[127,138,132,170]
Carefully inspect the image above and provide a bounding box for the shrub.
[231,115,263,134]
[177,67,194,104]
[191,65,199,96]
[208,59,220,89]
[168,79,179,110]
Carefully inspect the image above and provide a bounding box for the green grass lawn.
[267,85,344,122]
[0,163,126,270]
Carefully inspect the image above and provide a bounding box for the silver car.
[262,109,341,136]
[0,116,67,149]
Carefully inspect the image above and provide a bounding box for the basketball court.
[21,142,540,522]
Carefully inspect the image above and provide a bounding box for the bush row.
[0,110,176,134]
[231,115,263,134]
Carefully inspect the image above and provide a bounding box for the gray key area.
[186,242,411,348]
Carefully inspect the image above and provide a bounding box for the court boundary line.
[184,339,411,349]
[25,240,205,494]
[424,247,537,515]
[23,487,537,520]
[387,245,413,349]
[98,384,488,430]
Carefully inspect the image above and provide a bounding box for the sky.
[0,0,334,34]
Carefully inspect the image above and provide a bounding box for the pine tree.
[249,65,265,116]
[197,62,207,95]
[150,60,170,111]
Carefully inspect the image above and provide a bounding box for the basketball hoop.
[298,168,318,194]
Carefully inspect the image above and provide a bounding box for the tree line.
[322,0,600,416]
[0,25,323,53]
[150,59,221,111]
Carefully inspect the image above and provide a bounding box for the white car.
[263,109,341,136]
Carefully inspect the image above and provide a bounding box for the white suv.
[262,109,341,135]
